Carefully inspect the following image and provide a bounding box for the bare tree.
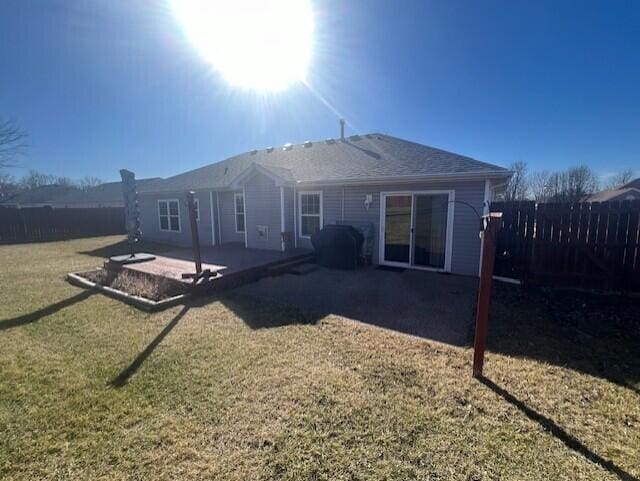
[79,176,103,190]
[605,169,635,189]
[19,170,56,190]
[543,165,598,202]
[529,170,551,202]
[0,118,28,169]
[0,172,18,199]
[504,161,529,201]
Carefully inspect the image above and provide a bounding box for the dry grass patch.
[80,268,185,301]
[0,236,638,480]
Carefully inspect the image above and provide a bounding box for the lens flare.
[171,0,314,91]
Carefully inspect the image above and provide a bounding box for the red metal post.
[473,212,502,378]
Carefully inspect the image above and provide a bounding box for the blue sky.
[1,0,638,183]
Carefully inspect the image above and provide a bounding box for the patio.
[234,264,479,346]
[122,242,313,284]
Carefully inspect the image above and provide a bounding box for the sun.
[171,0,314,91]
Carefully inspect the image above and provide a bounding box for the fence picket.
[0,207,125,244]
[492,200,639,292]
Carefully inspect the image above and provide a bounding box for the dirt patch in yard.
[78,268,186,302]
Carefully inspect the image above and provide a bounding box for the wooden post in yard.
[186,191,202,277]
[473,212,502,378]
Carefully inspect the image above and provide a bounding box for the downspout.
[242,186,248,248]
[293,186,297,248]
[216,191,221,244]
[280,186,285,251]
[209,191,216,246]
[341,187,345,221]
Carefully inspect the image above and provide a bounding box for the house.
[0,184,79,207]
[1,178,161,208]
[47,178,161,208]
[584,178,640,203]
[136,133,511,276]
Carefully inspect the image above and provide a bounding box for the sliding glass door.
[381,192,452,270]
[383,194,412,263]
[412,194,449,269]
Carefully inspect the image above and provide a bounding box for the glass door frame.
[379,190,455,272]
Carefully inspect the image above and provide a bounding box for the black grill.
[310,224,364,269]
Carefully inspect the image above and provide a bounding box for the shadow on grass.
[220,292,322,330]
[488,283,640,394]
[479,376,638,481]
[0,290,94,331]
[110,305,190,388]
[78,238,174,260]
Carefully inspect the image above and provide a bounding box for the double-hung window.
[234,193,245,233]
[299,191,322,237]
[158,199,180,232]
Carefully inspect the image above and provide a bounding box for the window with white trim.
[299,191,322,237]
[234,193,245,233]
[158,200,180,232]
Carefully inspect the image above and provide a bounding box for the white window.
[234,193,245,233]
[299,191,322,238]
[158,199,180,232]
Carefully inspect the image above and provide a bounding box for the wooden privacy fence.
[490,200,640,292]
[0,206,125,244]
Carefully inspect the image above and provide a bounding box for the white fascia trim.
[295,170,513,187]
[139,171,512,196]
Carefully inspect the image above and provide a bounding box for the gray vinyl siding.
[293,180,485,276]
[139,178,485,276]
[244,172,282,251]
[217,191,245,244]
[139,191,213,247]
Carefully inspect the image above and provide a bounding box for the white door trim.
[378,190,455,273]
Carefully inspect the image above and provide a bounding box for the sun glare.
[171,0,314,91]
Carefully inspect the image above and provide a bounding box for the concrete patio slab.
[235,265,478,346]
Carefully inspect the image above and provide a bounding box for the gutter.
[138,170,513,196]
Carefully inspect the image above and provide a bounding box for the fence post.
[473,212,502,378]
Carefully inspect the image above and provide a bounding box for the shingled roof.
[140,133,510,193]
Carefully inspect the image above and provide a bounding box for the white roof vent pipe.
[340,118,345,140]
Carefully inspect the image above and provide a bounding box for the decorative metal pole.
[119,169,141,257]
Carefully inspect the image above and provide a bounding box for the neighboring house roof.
[139,133,510,193]
[49,178,162,207]
[621,178,640,190]
[0,184,78,206]
[584,178,640,202]
[0,178,162,207]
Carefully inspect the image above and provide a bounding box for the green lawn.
[0,236,638,480]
